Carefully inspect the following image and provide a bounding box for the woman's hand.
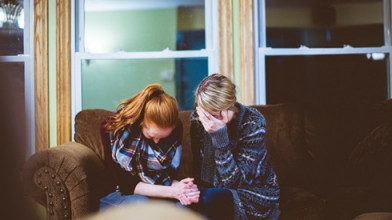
[196,107,230,133]
[184,182,200,204]
[171,178,200,205]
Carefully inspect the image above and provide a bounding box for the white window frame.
[71,0,219,136]
[0,0,35,156]
[254,0,392,105]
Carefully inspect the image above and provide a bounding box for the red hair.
[105,84,179,137]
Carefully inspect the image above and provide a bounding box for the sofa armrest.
[22,142,112,219]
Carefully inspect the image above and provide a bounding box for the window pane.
[0,1,24,55]
[265,54,388,104]
[265,0,384,48]
[81,58,208,110]
[83,0,205,53]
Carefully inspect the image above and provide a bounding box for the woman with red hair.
[100,84,199,209]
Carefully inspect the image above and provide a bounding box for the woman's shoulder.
[237,104,266,132]
[239,103,265,122]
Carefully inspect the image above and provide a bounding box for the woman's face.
[142,122,174,144]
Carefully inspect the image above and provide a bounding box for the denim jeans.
[99,191,150,210]
[99,190,187,212]
[191,187,280,220]
[190,187,234,220]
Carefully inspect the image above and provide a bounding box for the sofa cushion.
[254,103,310,188]
[323,186,392,220]
[353,212,392,220]
[279,187,327,220]
[177,110,193,179]
[303,100,383,188]
[346,122,392,188]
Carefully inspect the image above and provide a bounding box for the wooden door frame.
[56,0,71,145]
[239,0,254,105]
[34,0,49,151]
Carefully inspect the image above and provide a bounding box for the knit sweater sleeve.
[210,110,268,188]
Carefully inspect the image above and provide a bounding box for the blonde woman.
[190,74,280,219]
[100,84,199,209]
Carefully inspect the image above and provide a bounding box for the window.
[255,0,391,104]
[0,0,34,155]
[72,0,218,127]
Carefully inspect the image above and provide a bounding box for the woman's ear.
[224,109,235,124]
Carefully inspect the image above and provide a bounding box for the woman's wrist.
[210,126,229,148]
[170,184,181,200]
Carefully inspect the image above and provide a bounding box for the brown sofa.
[22,100,392,220]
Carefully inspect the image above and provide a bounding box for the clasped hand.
[171,178,200,206]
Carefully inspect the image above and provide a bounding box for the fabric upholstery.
[346,122,392,188]
[279,187,327,220]
[177,110,193,179]
[254,103,310,188]
[302,101,384,189]
[74,109,112,160]
[353,212,392,220]
[22,142,111,219]
[323,186,392,220]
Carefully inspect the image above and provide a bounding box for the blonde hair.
[105,84,179,137]
[194,73,236,113]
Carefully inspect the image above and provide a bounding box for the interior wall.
[177,6,205,31]
[266,2,382,28]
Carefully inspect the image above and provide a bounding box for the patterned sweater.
[190,103,280,219]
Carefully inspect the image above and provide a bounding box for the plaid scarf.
[110,127,181,186]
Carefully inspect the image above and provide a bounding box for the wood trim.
[56,0,72,145]
[239,0,254,105]
[34,0,49,151]
[218,0,234,81]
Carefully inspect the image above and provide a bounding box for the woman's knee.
[121,194,149,204]
[200,188,234,219]
[100,192,149,210]
[201,188,233,206]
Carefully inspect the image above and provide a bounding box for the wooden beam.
[34,0,49,151]
[56,0,71,145]
[219,0,234,81]
[239,0,254,105]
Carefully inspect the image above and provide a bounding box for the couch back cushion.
[303,100,388,187]
[254,103,310,187]
[74,109,113,160]
[345,99,392,187]
[177,110,193,179]
[346,122,392,188]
